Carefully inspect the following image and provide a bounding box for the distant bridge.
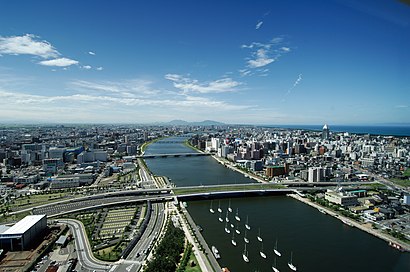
[137,152,212,159]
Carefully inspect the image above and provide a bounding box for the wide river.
[145,137,410,272]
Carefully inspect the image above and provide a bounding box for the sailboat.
[244,229,249,243]
[272,257,280,272]
[230,223,234,228]
[225,210,230,222]
[287,252,297,271]
[231,231,237,246]
[245,215,251,230]
[274,239,281,257]
[235,208,241,221]
[228,199,232,212]
[235,222,241,235]
[257,228,263,242]
[242,243,249,263]
[217,200,222,213]
[209,200,215,214]
[260,242,266,259]
[219,216,223,222]
[225,221,231,234]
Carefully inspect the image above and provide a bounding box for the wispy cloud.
[395,105,408,108]
[38,57,79,67]
[88,51,96,55]
[282,74,302,101]
[96,66,103,71]
[255,21,263,30]
[0,34,59,59]
[241,37,290,72]
[82,65,92,69]
[165,74,242,94]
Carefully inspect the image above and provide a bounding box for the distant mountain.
[166,120,225,126]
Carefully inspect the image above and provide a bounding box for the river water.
[145,137,410,272]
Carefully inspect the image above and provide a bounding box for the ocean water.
[269,125,410,137]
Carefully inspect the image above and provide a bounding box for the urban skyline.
[1,0,410,125]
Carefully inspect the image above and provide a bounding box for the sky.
[0,0,409,125]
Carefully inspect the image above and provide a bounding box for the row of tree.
[144,221,185,272]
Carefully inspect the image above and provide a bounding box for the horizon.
[1,0,409,124]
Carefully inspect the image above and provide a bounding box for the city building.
[322,124,330,140]
[325,190,358,207]
[0,215,47,251]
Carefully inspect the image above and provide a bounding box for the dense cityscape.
[0,123,409,271]
[1,0,410,271]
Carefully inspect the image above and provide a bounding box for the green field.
[183,250,202,272]
[390,178,410,188]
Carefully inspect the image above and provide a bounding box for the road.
[57,219,112,272]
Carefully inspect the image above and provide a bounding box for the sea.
[268,125,410,137]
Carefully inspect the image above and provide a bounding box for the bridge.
[26,181,376,217]
[137,152,212,159]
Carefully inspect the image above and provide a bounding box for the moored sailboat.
[231,231,237,246]
[257,228,263,242]
[242,243,249,263]
[272,257,280,272]
[244,229,249,243]
[228,199,232,212]
[209,200,215,214]
[235,208,241,221]
[225,221,231,234]
[274,239,281,257]
[217,200,222,213]
[245,215,251,230]
[260,242,266,259]
[287,252,297,271]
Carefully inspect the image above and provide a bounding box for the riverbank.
[211,155,268,184]
[289,194,410,252]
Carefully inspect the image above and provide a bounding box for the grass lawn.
[183,250,202,272]
[0,211,31,224]
[1,192,74,212]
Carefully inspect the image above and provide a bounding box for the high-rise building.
[322,124,330,140]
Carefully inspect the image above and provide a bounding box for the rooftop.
[2,215,46,235]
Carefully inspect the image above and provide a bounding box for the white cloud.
[96,66,103,71]
[248,48,275,68]
[38,57,79,67]
[82,65,92,69]
[255,21,263,29]
[395,105,408,108]
[0,34,59,58]
[88,51,96,55]
[242,37,290,72]
[165,74,241,93]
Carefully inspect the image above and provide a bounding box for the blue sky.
[0,0,409,125]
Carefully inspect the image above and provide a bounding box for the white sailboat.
[218,215,223,222]
[287,252,297,271]
[242,243,249,263]
[257,228,263,242]
[260,242,266,259]
[231,231,237,246]
[274,239,281,257]
[230,223,234,228]
[209,200,215,214]
[272,257,280,272]
[228,199,232,212]
[217,200,222,213]
[235,208,241,221]
[225,221,231,234]
[225,210,230,222]
[244,229,249,243]
[245,215,251,230]
[235,222,241,235]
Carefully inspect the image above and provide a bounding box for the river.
[145,137,410,272]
